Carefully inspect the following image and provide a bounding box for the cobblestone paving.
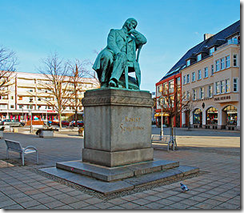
[0,127,240,209]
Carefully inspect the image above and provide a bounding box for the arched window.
[223,105,237,126]
[206,107,218,125]
[193,109,202,124]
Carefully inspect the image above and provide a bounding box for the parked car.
[1,119,25,127]
[59,120,69,126]
[69,120,84,127]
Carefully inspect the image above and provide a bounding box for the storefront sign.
[214,96,231,101]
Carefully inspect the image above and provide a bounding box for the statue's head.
[123,18,138,31]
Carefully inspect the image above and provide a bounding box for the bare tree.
[38,53,70,129]
[160,84,192,142]
[0,46,17,94]
[67,59,99,126]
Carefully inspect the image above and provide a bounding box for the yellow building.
[181,21,240,130]
[0,71,99,122]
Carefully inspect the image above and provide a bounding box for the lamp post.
[160,96,164,140]
[28,105,33,133]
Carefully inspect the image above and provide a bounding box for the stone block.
[82,88,154,167]
[39,130,54,138]
[82,147,153,167]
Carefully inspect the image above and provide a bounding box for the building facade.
[156,20,240,130]
[155,70,182,127]
[0,71,99,122]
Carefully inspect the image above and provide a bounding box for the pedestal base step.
[39,161,199,195]
[56,159,179,182]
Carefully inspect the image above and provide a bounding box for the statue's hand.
[116,52,127,60]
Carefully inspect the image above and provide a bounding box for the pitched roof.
[159,20,240,82]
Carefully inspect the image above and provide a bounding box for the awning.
[154,112,169,117]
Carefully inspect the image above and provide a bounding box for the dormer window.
[186,59,190,66]
[197,54,202,62]
[209,47,215,56]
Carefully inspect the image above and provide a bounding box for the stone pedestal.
[82,88,154,167]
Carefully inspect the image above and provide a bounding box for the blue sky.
[0,0,240,92]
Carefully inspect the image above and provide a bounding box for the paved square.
[0,127,240,209]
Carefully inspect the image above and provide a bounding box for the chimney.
[204,33,214,40]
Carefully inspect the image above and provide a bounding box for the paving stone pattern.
[0,128,240,209]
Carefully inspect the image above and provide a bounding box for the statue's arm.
[107,29,121,55]
[129,29,147,46]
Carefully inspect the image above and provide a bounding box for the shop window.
[193,109,202,124]
[223,105,237,126]
[206,107,218,125]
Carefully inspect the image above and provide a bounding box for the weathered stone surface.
[39,164,199,195]
[82,148,153,167]
[40,167,134,195]
[56,160,134,182]
[82,89,154,167]
[56,159,180,182]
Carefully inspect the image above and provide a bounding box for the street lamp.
[28,105,33,133]
[160,97,164,140]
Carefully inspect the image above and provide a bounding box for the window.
[186,74,190,84]
[198,70,201,80]
[226,56,230,68]
[177,77,181,86]
[187,91,190,100]
[220,80,225,94]
[215,60,220,72]
[220,58,225,70]
[183,75,186,85]
[215,82,220,94]
[157,85,162,95]
[225,79,230,93]
[192,72,195,82]
[163,82,168,95]
[233,54,237,67]
[186,59,190,66]
[204,67,208,78]
[10,105,14,109]
[18,105,23,109]
[18,96,23,100]
[197,54,202,62]
[211,65,214,76]
[169,80,174,93]
[193,89,196,100]
[200,87,204,99]
[208,85,213,98]
[209,47,215,56]
[29,89,33,92]
[29,97,33,103]
[233,78,238,92]
[11,96,14,100]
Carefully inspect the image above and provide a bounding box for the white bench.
[5,139,38,166]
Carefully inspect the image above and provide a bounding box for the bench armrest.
[24,146,37,151]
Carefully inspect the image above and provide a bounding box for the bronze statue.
[93,18,147,90]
